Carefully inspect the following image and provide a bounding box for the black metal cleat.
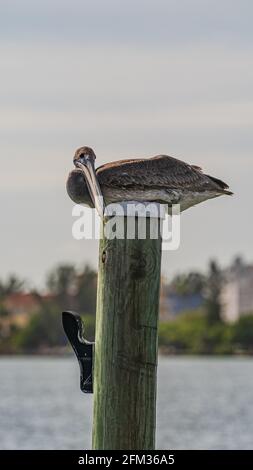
[62,311,94,393]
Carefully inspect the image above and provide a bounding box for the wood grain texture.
[92,217,162,450]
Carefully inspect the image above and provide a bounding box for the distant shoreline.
[1,349,253,358]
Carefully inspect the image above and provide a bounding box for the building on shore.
[221,263,253,323]
[160,259,253,323]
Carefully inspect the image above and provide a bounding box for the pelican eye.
[79,153,90,160]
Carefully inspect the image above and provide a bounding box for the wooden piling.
[92,213,162,450]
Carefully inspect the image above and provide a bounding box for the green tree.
[233,315,253,351]
[159,309,233,354]
[46,263,97,314]
[46,264,77,309]
[16,303,65,351]
[170,271,206,296]
[205,260,223,324]
[76,265,97,315]
[0,304,10,318]
[0,274,26,298]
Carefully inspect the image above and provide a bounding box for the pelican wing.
[97,155,231,194]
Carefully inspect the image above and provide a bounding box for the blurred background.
[0,0,253,450]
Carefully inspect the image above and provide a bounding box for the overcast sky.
[0,0,252,287]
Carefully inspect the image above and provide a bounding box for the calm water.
[0,356,252,450]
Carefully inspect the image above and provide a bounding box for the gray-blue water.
[0,356,252,450]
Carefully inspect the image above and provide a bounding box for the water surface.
[0,356,252,449]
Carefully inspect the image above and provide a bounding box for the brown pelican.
[67,146,232,216]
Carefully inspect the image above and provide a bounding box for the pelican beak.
[74,157,104,218]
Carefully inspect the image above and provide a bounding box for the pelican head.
[73,146,96,167]
[72,146,104,217]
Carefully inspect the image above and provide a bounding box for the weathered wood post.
[92,205,164,449]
